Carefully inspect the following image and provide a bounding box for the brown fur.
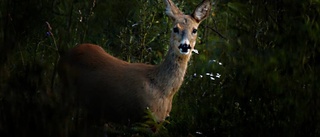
[58,0,211,124]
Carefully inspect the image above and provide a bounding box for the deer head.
[164,0,211,55]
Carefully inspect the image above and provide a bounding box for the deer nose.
[178,43,191,53]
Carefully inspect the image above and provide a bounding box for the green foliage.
[116,0,168,64]
[1,0,320,137]
[131,108,170,136]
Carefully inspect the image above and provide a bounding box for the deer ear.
[192,0,211,22]
[164,0,183,19]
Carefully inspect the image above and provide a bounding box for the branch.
[205,25,228,40]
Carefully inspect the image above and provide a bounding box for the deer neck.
[151,46,191,96]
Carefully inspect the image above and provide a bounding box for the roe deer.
[58,0,211,124]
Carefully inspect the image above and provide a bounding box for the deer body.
[59,0,211,123]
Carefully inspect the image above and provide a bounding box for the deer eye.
[173,27,179,33]
[192,29,198,34]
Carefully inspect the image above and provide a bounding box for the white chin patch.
[179,48,190,55]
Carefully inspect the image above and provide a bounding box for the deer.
[58,0,211,124]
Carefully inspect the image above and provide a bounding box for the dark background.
[0,0,319,136]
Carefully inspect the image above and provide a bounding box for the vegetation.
[1,0,319,136]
